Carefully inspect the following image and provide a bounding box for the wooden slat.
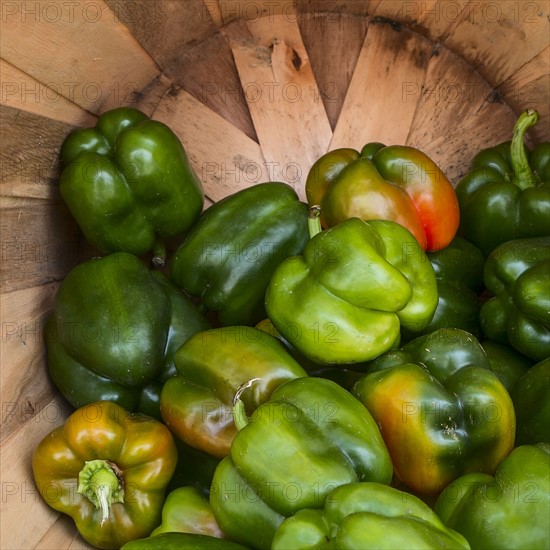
[1,199,84,293]
[1,395,72,550]
[178,32,257,141]
[405,45,518,183]
[442,0,550,88]
[499,46,550,143]
[297,12,368,128]
[153,90,268,202]
[296,0,378,16]
[226,16,333,199]
[0,106,72,200]
[0,0,168,114]
[103,0,216,83]
[35,515,93,550]
[0,59,96,126]
[209,0,297,26]
[0,282,61,444]
[330,22,433,149]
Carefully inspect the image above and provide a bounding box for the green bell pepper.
[210,377,393,549]
[46,252,209,419]
[59,107,204,263]
[456,109,550,256]
[170,182,309,326]
[121,533,250,550]
[403,236,484,340]
[265,208,438,366]
[435,443,550,550]
[160,326,307,458]
[480,339,533,392]
[352,328,516,495]
[151,486,226,539]
[511,358,550,445]
[480,236,550,361]
[271,482,470,549]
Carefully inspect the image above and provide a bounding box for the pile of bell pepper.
[32,107,549,549]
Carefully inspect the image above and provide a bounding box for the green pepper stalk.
[77,460,125,525]
[232,377,262,431]
[511,109,539,189]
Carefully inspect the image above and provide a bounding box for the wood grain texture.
[227,15,332,198]
[35,514,93,550]
[153,90,268,202]
[330,22,433,150]
[209,0,297,25]
[0,0,167,114]
[298,12,368,128]
[1,394,72,550]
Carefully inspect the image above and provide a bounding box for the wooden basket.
[1,1,549,548]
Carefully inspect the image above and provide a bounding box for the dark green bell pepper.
[435,443,550,550]
[60,107,204,262]
[265,208,438,366]
[480,339,533,392]
[352,328,516,495]
[404,236,484,340]
[480,236,550,361]
[170,182,309,326]
[511,358,550,445]
[121,533,250,550]
[456,109,550,256]
[46,252,209,419]
[160,326,307,458]
[271,482,470,549]
[210,377,393,549]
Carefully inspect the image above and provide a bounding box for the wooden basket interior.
[1,1,549,548]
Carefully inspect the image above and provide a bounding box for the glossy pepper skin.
[456,109,550,256]
[435,443,550,550]
[121,533,250,550]
[511,358,550,445]
[46,252,209,419]
[170,182,309,326]
[271,482,470,550]
[480,236,550,361]
[210,377,393,549]
[305,142,460,251]
[265,210,438,366]
[151,487,226,539]
[32,401,178,549]
[160,326,307,458]
[59,107,204,262]
[352,328,516,494]
[404,236,485,340]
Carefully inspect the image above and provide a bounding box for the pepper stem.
[308,205,323,239]
[151,238,166,269]
[77,460,124,525]
[232,378,261,431]
[510,109,539,190]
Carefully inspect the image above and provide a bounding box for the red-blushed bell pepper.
[305,142,460,251]
[435,443,550,550]
[352,328,516,495]
[160,327,307,458]
[32,401,178,549]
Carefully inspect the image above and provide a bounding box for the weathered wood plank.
[227,15,333,198]
[208,0,297,26]
[0,59,97,127]
[153,90,268,203]
[35,514,93,550]
[297,12,368,128]
[0,394,72,550]
[442,0,550,88]
[178,32,257,141]
[330,22,433,150]
[498,46,550,143]
[296,0,379,16]
[0,0,167,114]
[0,106,72,200]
